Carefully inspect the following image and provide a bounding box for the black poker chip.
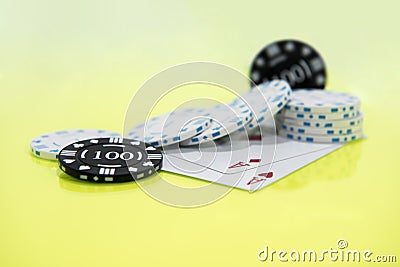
[58,137,163,183]
[250,39,327,89]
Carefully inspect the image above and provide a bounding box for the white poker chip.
[278,109,360,121]
[126,108,212,147]
[285,89,361,113]
[277,112,364,128]
[242,80,292,130]
[30,129,120,161]
[279,129,364,143]
[279,122,363,135]
[180,102,253,146]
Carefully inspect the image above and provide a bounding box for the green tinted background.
[1,0,399,266]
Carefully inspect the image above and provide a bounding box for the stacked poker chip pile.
[30,39,366,183]
[127,80,292,147]
[30,80,293,183]
[276,90,364,143]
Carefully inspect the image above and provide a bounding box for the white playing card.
[160,119,360,190]
[162,143,343,191]
[163,123,342,175]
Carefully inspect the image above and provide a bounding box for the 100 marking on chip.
[58,137,163,182]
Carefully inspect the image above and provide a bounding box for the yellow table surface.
[1,1,399,266]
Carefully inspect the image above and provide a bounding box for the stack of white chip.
[277,90,364,143]
[30,129,121,160]
[127,80,292,147]
[180,80,291,146]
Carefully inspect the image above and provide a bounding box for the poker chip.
[180,101,253,146]
[241,80,292,130]
[250,40,327,89]
[278,129,363,143]
[278,109,360,121]
[58,137,163,182]
[127,108,213,147]
[279,122,363,135]
[284,89,361,113]
[278,112,364,128]
[30,129,120,160]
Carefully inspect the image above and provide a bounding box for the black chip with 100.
[250,39,327,89]
[58,137,163,182]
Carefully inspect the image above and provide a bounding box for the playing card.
[163,123,342,174]
[160,120,353,191]
[162,143,342,191]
